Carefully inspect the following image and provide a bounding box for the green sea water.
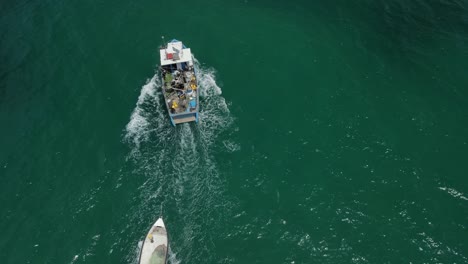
[1,0,468,263]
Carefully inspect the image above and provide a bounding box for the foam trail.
[124,57,238,263]
[193,57,235,148]
[167,246,181,264]
[438,186,468,201]
[124,72,176,161]
[124,74,159,156]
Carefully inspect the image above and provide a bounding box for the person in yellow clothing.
[190,76,197,90]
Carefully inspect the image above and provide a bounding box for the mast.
[160,36,167,49]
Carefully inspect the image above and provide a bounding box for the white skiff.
[138,218,168,264]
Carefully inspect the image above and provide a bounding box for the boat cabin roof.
[160,41,192,66]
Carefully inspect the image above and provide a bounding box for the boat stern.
[170,113,198,126]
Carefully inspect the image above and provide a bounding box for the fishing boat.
[159,39,199,126]
[138,218,168,264]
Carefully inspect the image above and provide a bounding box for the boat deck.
[161,64,198,115]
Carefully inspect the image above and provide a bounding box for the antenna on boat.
[161,35,167,49]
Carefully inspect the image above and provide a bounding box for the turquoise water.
[1,0,468,263]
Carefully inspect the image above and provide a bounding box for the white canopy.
[160,41,193,66]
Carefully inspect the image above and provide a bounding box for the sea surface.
[1,0,468,263]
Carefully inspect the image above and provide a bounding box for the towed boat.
[138,218,168,264]
[159,39,199,126]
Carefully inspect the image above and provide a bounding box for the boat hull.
[138,218,168,264]
[160,39,199,126]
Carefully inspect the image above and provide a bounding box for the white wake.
[123,58,238,263]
